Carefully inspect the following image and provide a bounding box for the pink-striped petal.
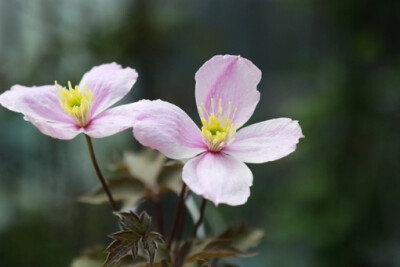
[132,99,207,160]
[0,85,72,123]
[79,63,138,117]
[223,118,304,163]
[195,55,261,128]
[25,116,81,140]
[182,152,253,206]
[84,103,135,138]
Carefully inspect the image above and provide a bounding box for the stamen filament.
[56,81,94,127]
[199,98,236,152]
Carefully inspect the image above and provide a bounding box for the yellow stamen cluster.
[56,81,94,127]
[199,98,237,152]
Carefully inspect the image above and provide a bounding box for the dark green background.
[0,0,399,266]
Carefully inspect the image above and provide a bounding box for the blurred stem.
[175,190,191,244]
[167,183,187,250]
[192,198,207,238]
[153,193,164,235]
[173,191,190,267]
[85,135,118,212]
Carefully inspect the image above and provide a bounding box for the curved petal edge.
[25,116,81,140]
[0,85,72,123]
[195,55,261,128]
[183,152,253,206]
[79,63,138,117]
[132,99,207,160]
[224,118,304,163]
[84,103,136,138]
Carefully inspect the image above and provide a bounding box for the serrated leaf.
[131,244,139,259]
[139,245,170,267]
[110,230,140,241]
[143,240,158,266]
[218,224,264,251]
[105,211,166,267]
[105,239,137,267]
[146,232,164,244]
[180,235,258,266]
[141,234,166,267]
[180,225,263,265]
[140,212,152,233]
[119,244,169,267]
[78,176,146,206]
[117,211,150,235]
[181,239,250,265]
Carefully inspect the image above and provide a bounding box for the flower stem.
[153,193,164,235]
[172,193,188,267]
[85,135,118,212]
[192,198,207,238]
[175,190,190,244]
[167,183,187,250]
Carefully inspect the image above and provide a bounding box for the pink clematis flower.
[132,55,304,206]
[0,63,138,139]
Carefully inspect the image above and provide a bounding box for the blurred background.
[0,0,399,266]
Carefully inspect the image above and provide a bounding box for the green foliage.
[178,224,263,266]
[218,224,264,252]
[78,177,146,206]
[2,1,399,266]
[104,211,165,267]
[77,150,265,266]
[79,149,183,209]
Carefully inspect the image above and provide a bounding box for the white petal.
[183,152,253,206]
[224,118,304,163]
[195,55,261,128]
[84,103,135,138]
[79,63,138,117]
[132,99,207,159]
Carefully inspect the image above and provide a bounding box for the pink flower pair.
[0,55,303,206]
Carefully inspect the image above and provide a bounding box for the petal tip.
[293,119,305,139]
[212,188,251,206]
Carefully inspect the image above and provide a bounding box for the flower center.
[56,81,94,127]
[199,98,237,152]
